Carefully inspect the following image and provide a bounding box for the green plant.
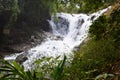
[0,55,67,80]
[0,59,39,80]
[53,55,66,80]
[63,38,120,79]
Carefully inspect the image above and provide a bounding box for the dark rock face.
[0,13,7,32]
[40,20,52,31]
[0,11,9,41]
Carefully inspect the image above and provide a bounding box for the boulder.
[15,53,28,64]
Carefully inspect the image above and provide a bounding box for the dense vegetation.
[0,56,66,80]
[0,0,120,80]
[56,0,117,13]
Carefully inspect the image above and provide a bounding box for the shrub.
[63,39,120,79]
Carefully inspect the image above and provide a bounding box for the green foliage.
[0,59,38,80]
[0,0,20,22]
[56,0,80,13]
[89,15,109,39]
[0,56,66,80]
[10,0,20,22]
[63,38,120,79]
[56,0,117,13]
[53,55,66,80]
[79,0,117,13]
[79,0,104,13]
[33,56,61,79]
[81,39,119,66]
[89,5,120,43]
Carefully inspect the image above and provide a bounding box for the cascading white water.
[4,7,110,70]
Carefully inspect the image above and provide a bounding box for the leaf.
[53,55,66,80]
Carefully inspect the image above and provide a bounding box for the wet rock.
[55,36,63,40]
[53,16,69,35]
[91,15,96,20]
[81,19,84,24]
[0,46,23,57]
[15,53,28,64]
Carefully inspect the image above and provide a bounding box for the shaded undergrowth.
[63,39,120,80]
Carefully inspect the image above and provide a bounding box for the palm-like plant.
[0,55,66,80]
[0,58,39,80]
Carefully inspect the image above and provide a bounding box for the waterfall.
[4,7,111,70]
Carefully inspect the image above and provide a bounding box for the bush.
[63,39,120,79]
[89,3,120,43]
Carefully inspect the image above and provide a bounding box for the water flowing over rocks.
[4,7,111,70]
